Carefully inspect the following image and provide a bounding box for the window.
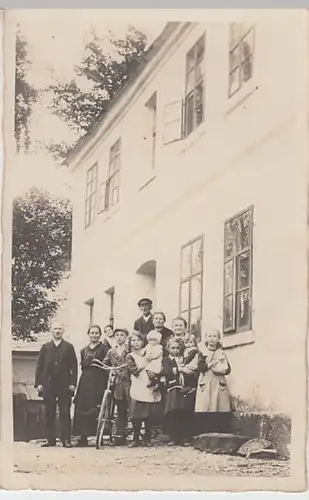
[145,92,157,170]
[185,35,205,137]
[107,139,121,208]
[229,24,254,98]
[85,298,94,325]
[85,164,98,228]
[180,236,203,338]
[223,207,253,334]
[106,287,115,328]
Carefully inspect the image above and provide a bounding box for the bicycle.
[91,359,127,450]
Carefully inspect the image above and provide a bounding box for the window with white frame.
[185,35,205,137]
[223,207,253,334]
[107,138,121,209]
[229,24,254,98]
[85,164,98,228]
[180,236,203,338]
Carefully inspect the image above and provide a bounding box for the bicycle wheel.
[96,391,112,450]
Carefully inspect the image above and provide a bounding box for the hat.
[114,328,129,337]
[138,298,153,307]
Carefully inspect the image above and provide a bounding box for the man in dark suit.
[133,298,154,339]
[35,322,78,448]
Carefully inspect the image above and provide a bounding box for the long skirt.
[73,368,107,437]
[129,398,163,423]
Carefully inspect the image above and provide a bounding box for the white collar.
[143,314,152,321]
[53,338,63,347]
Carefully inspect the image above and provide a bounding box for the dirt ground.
[13,440,290,490]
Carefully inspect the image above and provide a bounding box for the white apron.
[195,343,231,413]
[129,351,161,403]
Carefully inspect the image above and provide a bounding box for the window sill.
[222,329,255,349]
[98,205,120,223]
[225,80,259,117]
[181,123,207,154]
[139,175,156,192]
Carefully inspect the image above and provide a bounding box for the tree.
[47,26,147,159]
[15,26,38,152]
[12,188,72,340]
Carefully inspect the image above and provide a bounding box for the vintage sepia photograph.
[0,7,307,492]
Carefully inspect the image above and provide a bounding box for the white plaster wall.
[69,15,308,413]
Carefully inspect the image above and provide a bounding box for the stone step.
[192,433,252,455]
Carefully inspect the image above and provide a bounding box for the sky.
[13,10,166,197]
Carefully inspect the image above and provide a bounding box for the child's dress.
[145,343,163,374]
[195,342,231,413]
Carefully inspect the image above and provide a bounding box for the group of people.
[34,297,232,448]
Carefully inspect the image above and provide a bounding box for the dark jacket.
[35,340,78,399]
[133,315,154,337]
[103,346,130,401]
[158,326,174,348]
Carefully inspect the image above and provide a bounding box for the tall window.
[85,164,98,228]
[185,35,205,137]
[223,207,253,334]
[85,298,94,325]
[106,287,115,328]
[229,24,254,98]
[107,139,121,208]
[145,92,157,170]
[180,236,203,338]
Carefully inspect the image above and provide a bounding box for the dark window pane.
[192,238,203,274]
[186,68,195,94]
[229,68,240,96]
[180,281,190,312]
[241,55,253,83]
[181,244,191,279]
[223,295,234,331]
[237,251,250,290]
[195,83,204,127]
[191,275,202,308]
[236,289,251,329]
[237,210,251,251]
[241,30,254,62]
[185,93,194,135]
[224,260,234,295]
[196,36,205,60]
[190,307,202,338]
[225,220,237,258]
[186,47,195,72]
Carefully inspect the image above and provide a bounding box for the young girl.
[103,328,130,446]
[144,330,163,388]
[162,338,197,446]
[126,331,162,447]
[179,334,199,393]
[73,325,109,447]
[195,328,232,434]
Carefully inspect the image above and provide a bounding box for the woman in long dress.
[73,325,109,447]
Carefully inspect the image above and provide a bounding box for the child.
[103,328,130,446]
[144,330,163,389]
[162,338,197,446]
[103,324,117,350]
[195,328,232,434]
[179,334,199,394]
[126,331,162,448]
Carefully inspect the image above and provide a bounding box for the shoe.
[143,441,152,447]
[76,436,88,447]
[167,440,177,446]
[128,440,140,448]
[62,441,72,448]
[41,441,56,448]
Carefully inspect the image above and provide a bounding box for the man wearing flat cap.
[133,298,154,339]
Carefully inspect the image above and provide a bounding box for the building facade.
[67,15,308,419]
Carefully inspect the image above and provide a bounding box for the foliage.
[15,26,38,152]
[47,26,148,159]
[12,188,72,340]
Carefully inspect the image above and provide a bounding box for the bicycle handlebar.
[91,359,127,371]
